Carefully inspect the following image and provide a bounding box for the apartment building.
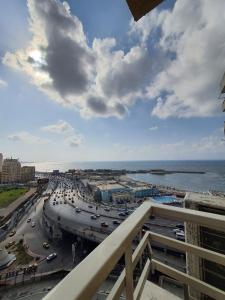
[1,158,21,183]
[21,166,35,182]
[184,192,225,300]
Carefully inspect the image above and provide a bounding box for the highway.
[0,176,185,283]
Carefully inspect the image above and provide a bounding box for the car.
[176,232,185,241]
[101,222,108,227]
[176,224,184,230]
[27,218,31,223]
[142,224,150,231]
[88,205,93,208]
[43,242,50,249]
[9,230,16,237]
[7,241,15,247]
[118,212,126,217]
[76,208,81,213]
[53,202,55,205]
[125,211,130,215]
[173,228,182,234]
[113,220,121,225]
[104,208,110,212]
[90,215,97,220]
[46,253,57,262]
[96,214,101,218]
[31,222,36,228]
[176,231,185,239]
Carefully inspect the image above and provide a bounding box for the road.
[0,176,185,282]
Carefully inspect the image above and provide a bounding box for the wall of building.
[1,159,21,183]
[21,166,35,182]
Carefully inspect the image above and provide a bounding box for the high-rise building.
[184,192,225,300]
[21,166,35,182]
[0,153,3,171]
[1,158,21,183]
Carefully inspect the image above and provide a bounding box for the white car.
[173,228,181,234]
[31,222,36,228]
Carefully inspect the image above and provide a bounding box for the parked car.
[96,214,101,218]
[176,231,185,241]
[176,224,184,230]
[31,222,36,228]
[46,253,57,262]
[9,230,16,237]
[113,220,121,225]
[173,228,182,234]
[101,222,109,227]
[27,218,31,223]
[76,208,81,213]
[142,224,150,231]
[88,205,93,208]
[118,212,126,217]
[91,215,97,220]
[43,242,50,249]
[104,208,110,212]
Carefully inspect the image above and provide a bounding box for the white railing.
[44,202,225,300]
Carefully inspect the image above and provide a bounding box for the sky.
[0,0,225,162]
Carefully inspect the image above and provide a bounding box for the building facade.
[1,158,21,183]
[184,192,225,300]
[21,166,35,182]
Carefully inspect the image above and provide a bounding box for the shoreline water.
[25,160,225,193]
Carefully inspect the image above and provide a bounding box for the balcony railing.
[44,201,225,300]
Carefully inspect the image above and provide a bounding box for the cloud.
[8,131,47,144]
[144,0,225,118]
[149,126,158,131]
[3,0,225,119]
[41,120,84,147]
[65,135,83,147]
[41,120,74,135]
[0,79,8,88]
[3,0,152,119]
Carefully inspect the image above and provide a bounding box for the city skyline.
[1,0,225,162]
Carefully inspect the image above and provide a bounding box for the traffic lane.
[46,200,120,234]
[53,190,128,221]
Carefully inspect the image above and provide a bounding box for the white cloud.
[41,120,74,135]
[3,0,225,119]
[65,135,83,147]
[8,131,47,144]
[0,78,8,88]
[41,120,84,147]
[149,126,158,131]
[145,0,225,118]
[3,0,153,119]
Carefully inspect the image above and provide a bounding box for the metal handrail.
[44,202,225,300]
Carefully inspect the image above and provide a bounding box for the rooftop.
[185,192,225,209]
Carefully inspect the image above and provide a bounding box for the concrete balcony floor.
[141,281,182,300]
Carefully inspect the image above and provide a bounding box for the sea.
[24,160,225,193]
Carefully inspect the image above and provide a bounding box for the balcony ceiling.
[126,0,164,21]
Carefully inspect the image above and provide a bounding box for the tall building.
[184,192,225,300]
[0,153,3,183]
[21,166,35,182]
[0,153,3,172]
[1,158,21,183]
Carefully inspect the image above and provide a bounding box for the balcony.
[43,202,225,300]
